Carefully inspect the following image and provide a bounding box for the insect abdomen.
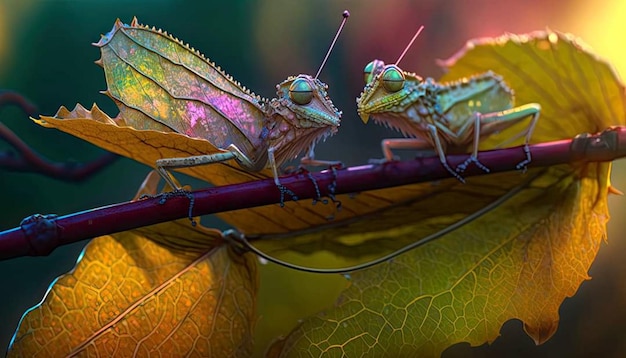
[437,71,515,123]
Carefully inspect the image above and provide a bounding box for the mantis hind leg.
[456,103,541,173]
[478,103,541,172]
[155,143,258,190]
[514,106,540,171]
[455,112,491,174]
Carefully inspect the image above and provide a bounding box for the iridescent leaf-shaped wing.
[95,18,268,161]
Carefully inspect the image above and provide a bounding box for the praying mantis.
[357,26,541,182]
[94,13,349,196]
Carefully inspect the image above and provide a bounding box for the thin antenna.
[314,10,350,79]
[395,25,424,65]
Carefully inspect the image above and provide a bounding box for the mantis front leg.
[298,144,344,208]
[376,129,466,183]
[267,146,298,206]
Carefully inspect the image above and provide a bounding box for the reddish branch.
[0,127,625,261]
[0,90,37,115]
[0,123,119,181]
[0,90,119,181]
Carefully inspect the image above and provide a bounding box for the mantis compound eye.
[289,78,314,105]
[381,66,405,92]
[363,59,384,84]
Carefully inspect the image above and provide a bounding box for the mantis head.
[357,25,429,127]
[262,10,348,166]
[357,61,426,124]
[266,74,341,165]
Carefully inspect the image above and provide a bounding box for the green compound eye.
[288,78,314,105]
[364,61,375,84]
[382,66,405,92]
[363,60,384,84]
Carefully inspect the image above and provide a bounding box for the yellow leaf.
[8,202,258,357]
[266,30,622,356]
[35,104,271,187]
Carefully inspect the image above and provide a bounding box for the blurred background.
[0,0,625,356]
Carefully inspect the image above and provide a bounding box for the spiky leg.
[456,112,490,174]
[298,144,344,207]
[267,147,298,207]
[427,124,466,182]
[474,103,541,172]
[514,108,540,172]
[160,144,299,207]
[156,151,238,190]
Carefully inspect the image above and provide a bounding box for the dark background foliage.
[0,0,625,356]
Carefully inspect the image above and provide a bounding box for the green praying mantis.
[357,26,541,182]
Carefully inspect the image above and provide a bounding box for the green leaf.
[267,29,622,356]
[269,164,609,357]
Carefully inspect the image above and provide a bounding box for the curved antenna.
[314,10,350,79]
[395,25,425,65]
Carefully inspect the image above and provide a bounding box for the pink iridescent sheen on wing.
[92,17,341,179]
[94,18,266,160]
